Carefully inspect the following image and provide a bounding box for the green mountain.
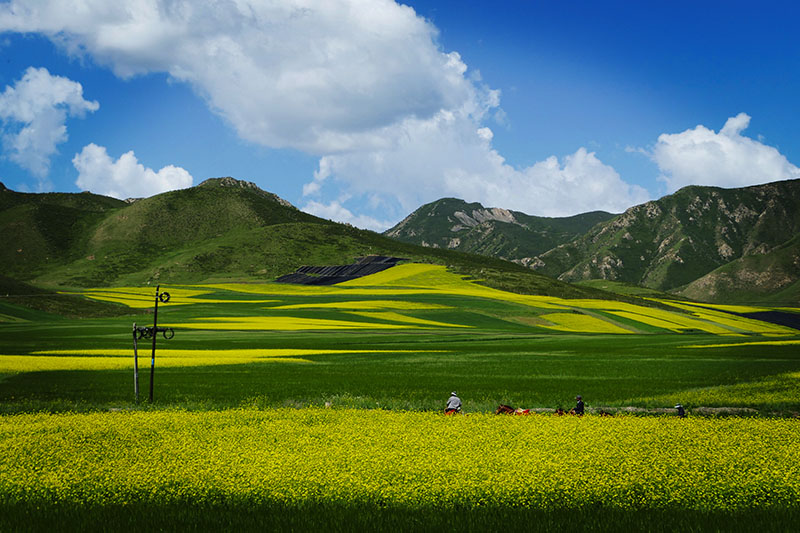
[675,234,800,305]
[540,180,800,299]
[0,181,126,279]
[385,197,614,266]
[0,178,609,301]
[384,180,800,305]
[7,176,795,306]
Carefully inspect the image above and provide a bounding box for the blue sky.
[1,1,798,230]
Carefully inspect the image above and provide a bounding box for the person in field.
[445,391,462,415]
[571,395,585,416]
[675,404,686,418]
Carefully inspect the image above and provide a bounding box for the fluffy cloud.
[649,113,800,191]
[0,67,98,184]
[0,0,473,154]
[1,0,647,228]
[73,143,192,199]
[302,199,393,231]
[303,107,650,226]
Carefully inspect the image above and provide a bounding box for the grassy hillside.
[31,178,328,287]
[2,179,615,303]
[0,183,126,279]
[675,235,800,305]
[8,177,797,306]
[575,279,690,300]
[536,179,800,298]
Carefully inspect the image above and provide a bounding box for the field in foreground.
[1,263,799,530]
[2,409,799,532]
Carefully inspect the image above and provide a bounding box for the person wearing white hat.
[445,391,462,415]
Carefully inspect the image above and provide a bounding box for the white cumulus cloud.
[649,113,800,191]
[301,199,393,231]
[303,106,650,226]
[0,0,474,154]
[1,0,649,228]
[0,66,98,185]
[73,143,193,199]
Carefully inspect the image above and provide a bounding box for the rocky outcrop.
[453,208,520,228]
[200,177,295,208]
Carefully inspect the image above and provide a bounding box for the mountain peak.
[198,177,294,208]
[199,177,261,190]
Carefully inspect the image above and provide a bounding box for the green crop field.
[1,264,799,531]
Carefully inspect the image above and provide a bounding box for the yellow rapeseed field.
[539,313,633,334]
[650,300,797,336]
[575,300,734,334]
[271,300,452,310]
[165,316,437,331]
[683,340,800,349]
[0,349,444,372]
[679,302,773,314]
[73,263,799,335]
[0,409,798,511]
[73,287,277,308]
[603,310,689,332]
[345,311,471,328]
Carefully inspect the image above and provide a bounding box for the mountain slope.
[538,179,800,294]
[1,178,612,301]
[385,197,614,265]
[0,182,127,279]
[383,180,800,304]
[675,234,800,305]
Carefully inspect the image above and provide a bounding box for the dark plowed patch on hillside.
[275,255,406,285]
[741,311,800,331]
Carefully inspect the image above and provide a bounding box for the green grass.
[2,332,798,414]
[1,272,799,532]
[0,275,130,320]
[1,273,798,414]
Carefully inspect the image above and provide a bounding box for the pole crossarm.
[134,326,175,339]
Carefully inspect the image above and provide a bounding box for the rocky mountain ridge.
[385,197,614,265]
[384,180,800,304]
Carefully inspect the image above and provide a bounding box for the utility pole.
[131,287,173,403]
[149,286,171,402]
